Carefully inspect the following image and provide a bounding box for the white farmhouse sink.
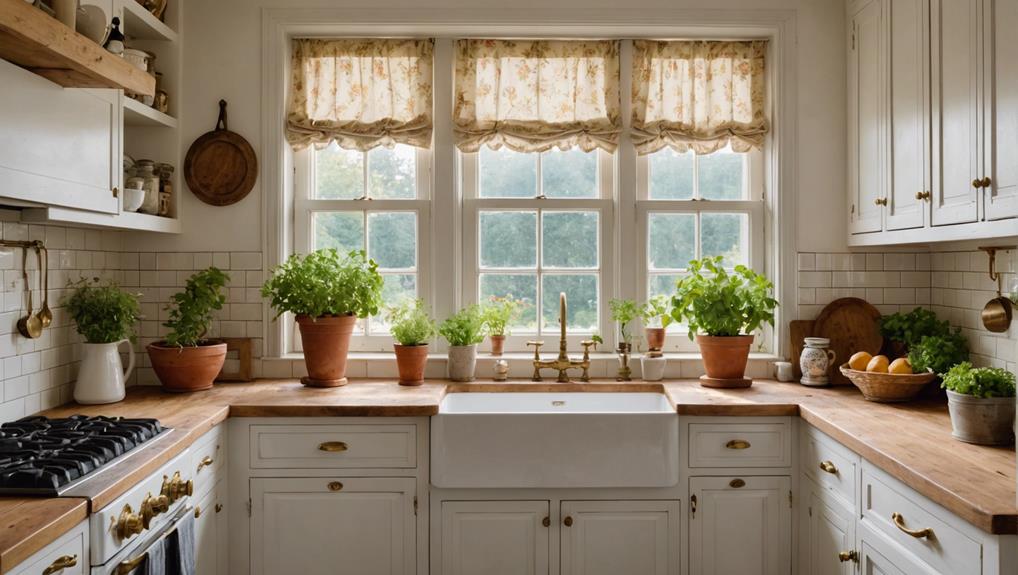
[431,392,679,489]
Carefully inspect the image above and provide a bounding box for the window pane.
[542,211,598,269]
[314,212,364,252]
[368,145,416,199]
[479,147,537,197]
[315,144,364,199]
[701,212,749,267]
[368,212,416,269]
[649,274,682,298]
[649,149,694,200]
[369,274,416,332]
[479,273,538,331]
[648,213,695,270]
[479,211,537,268]
[542,274,598,332]
[699,149,745,200]
[542,149,597,198]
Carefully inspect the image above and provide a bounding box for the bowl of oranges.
[839,351,937,402]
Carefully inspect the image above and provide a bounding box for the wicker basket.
[839,364,937,403]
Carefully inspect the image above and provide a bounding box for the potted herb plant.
[387,299,437,386]
[641,294,673,351]
[64,278,141,404]
[671,256,777,388]
[481,296,523,356]
[440,305,486,382]
[941,362,1016,445]
[262,249,383,387]
[609,298,640,381]
[147,268,229,393]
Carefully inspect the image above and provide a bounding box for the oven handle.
[113,506,191,575]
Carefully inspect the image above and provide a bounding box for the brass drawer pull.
[892,512,934,539]
[729,478,746,488]
[43,554,77,575]
[563,516,573,527]
[819,460,839,474]
[838,550,858,563]
[328,481,344,491]
[318,441,348,452]
[725,439,751,450]
[197,455,214,472]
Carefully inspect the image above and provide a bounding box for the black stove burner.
[0,415,163,493]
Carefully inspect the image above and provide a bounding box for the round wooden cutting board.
[812,297,883,386]
[184,100,257,206]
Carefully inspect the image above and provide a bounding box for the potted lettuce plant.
[387,299,437,386]
[941,362,1015,445]
[671,256,777,388]
[262,249,383,387]
[440,305,486,382]
[480,296,523,356]
[641,295,673,351]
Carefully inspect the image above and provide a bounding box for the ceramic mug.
[774,361,794,382]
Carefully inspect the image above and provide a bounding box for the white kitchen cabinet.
[983,0,1018,220]
[857,526,928,575]
[799,482,856,575]
[194,479,227,575]
[440,500,549,575]
[689,475,791,575]
[9,519,88,575]
[847,0,885,235]
[250,477,416,575]
[560,500,680,575]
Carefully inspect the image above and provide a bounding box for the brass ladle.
[16,247,41,339]
[36,245,52,328]
[978,246,1014,333]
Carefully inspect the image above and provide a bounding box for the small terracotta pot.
[644,327,666,351]
[147,340,227,393]
[489,334,506,356]
[394,344,429,386]
[297,314,356,387]
[696,334,754,381]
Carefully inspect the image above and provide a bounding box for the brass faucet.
[527,292,596,382]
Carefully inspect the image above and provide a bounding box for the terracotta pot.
[644,327,666,351]
[147,340,227,393]
[394,344,429,386]
[696,334,754,381]
[489,334,506,356]
[297,314,356,387]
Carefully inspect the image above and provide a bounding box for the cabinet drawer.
[250,424,417,469]
[688,422,791,468]
[861,466,980,575]
[800,426,858,505]
[191,425,225,496]
[11,519,87,575]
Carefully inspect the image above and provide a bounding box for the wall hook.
[977,246,1015,282]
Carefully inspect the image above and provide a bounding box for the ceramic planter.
[489,334,506,356]
[946,390,1016,445]
[641,355,667,381]
[696,334,754,388]
[394,344,429,386]
[296,314,356,387]
[644,327,666,351]
[75,340,135,404]
[448,345,477,382]
[147,340,226,393]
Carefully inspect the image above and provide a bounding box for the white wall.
[125,0,848,254]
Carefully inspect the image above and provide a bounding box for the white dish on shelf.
[75,4,109,45]
[122,187,145,212]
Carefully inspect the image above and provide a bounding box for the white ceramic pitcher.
[74,340,135,405]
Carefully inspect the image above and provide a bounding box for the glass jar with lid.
[134,160,161,214]
[157,163,174,217]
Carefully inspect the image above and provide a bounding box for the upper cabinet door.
[930,0,982,226]
[984,0,1018,220]
[560,500,680,575]
[848,0,886,234]
[885,0,931,231]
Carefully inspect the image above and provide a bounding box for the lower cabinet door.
[800,486,855,575]
[440,500,550,575]
[194,480,227,575]
[857,530,929,575]
[251,477,416,575]
[560,500,680,575]
[689,476,791,575]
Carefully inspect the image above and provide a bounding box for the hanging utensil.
[977,246,1015,333]
[36,245,51,328]
[16,247,41,339]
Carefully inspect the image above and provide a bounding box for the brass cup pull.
[318,441,348,453]
[891,512,934,539]
[42,554,77,575]
[563,516,573,527]
[725,439,751,450]
[197,455,214,472]
[838,550,858,563]
[819,460,839,475]
[729,478,746,488]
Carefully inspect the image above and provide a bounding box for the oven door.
[92,505,192,575]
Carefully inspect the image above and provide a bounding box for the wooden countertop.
[0,378,1015,571]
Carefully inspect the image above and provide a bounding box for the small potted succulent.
[641,294,673,351]
[64,278,141,404]
[941,362,1015,445]
[147,268,229,393]
[440,305,486,382]
[262,249,383,387]
[480,296,523,356]
[387,299,437,386]
[671,256,777,388]
[609,298,640,381]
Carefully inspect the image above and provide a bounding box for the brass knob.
[115,504,145,539]
[981,177,992,188]
[973,178,983,188]
[328,481,344,491]
[542,516,550,527]
[819,460,839,475]
[161,471,194,503]
[874,197,888,206]
[838,550,858,563]
[215,503,224,513]
[140,492,169,528]
[197,455,214,472]
[729,478,746,488]
[563,516,573,527]
[194,505,202,519]
[915,191,931,201]
[112,187,119,198]
[318,441,348,452]
[42,554,77,575]
[725,439,751,450]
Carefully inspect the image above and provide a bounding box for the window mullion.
[362,151,370,199]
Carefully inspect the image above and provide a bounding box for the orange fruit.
[848,351,873,371]
[866,355,890,373]
[888,358,913,375]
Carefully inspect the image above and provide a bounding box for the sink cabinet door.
[689,476,791,575]
[560,500,680,575]
[440,501,550,575]
[250,477,416,575]
[799,486,856,575]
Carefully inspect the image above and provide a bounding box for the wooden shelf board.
[123,97,177,128]
[0,0,155,95]
[121,0,177,43]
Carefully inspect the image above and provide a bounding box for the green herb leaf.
[941,362,1016,398]
[162,267,230,347]
[63,278,141,344]
[262,249,384,319]
[670,256,777,339]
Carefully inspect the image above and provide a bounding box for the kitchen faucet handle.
[526,340,544,357]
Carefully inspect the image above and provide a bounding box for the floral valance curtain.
[631,40,769,155]
[454,39,622,153]
[286,38,434,151]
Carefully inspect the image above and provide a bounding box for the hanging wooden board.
[813,297,883,386]
[184,100,257,206]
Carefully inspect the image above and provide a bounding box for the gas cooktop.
[0,415,167,495]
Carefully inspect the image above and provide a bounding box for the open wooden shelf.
[0,0,154,95]
[121,0,177,43]
[123,96,177,128]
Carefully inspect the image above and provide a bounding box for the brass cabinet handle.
[215,503,224,513]
[42,554,77,575]
[112,187,119,198]
[542,516,550,527]
[874,197,888,206]
[197,455,214,472]
[194,505,202,519]
[115,553,147,575]
[690,494,697,518]
[729,478,746,488]
[838,550,858,563]
[318,441,348,452]
[726,439,751,450]
[891,512,934,539]
[973,178,984,189]
[914,191,931,201]
[328,481,344,491]
[819,460,839,475]
[563,516,573,527]
[981,177,992,188]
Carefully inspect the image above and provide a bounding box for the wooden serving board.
[789,319,815,379]
[813,298,883,386]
